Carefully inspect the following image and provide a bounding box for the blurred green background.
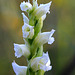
[0,0,75,75]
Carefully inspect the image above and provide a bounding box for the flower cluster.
[12,0,55,75]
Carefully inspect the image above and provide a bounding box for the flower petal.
[12,61,27,75]
[22,13,29,24]
[40,52,50,65]
[46,66,52,71]
[42,14,46,20]
[48,29,55,44]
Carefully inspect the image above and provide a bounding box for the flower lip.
[14,43,30,58]
[48,29,55,44]
[14,43,23,58]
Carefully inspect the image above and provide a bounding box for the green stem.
[36,46,43,57]
[34,18,43,38]
[37,70,45,75]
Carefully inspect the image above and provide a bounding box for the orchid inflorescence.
[12,0,55,75]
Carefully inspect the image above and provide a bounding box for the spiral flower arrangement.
[12,0,55,75]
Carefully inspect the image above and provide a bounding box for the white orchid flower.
[20,1,32,12]
[22,23,34,39]
[14,43,30,58]
[32,1,52,19]
[31,52,52,71]
[12,61,27,75]
[32,29,55,50]
[22,13,29,24]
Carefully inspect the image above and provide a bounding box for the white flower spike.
[31,52,52,72]
[20,1,32,12]
[22,23,34,39]
[32,1,52,19]
[12,0,55,74]
[12,61,27,75]
[22,13,29,24]
[14,43,30,58]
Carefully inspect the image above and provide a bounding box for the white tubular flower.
[14,43,30,58]
[22,23,34,39]
[31,52,52,72]
[12,61,27,75]
[20,1,32,11]
[32,29,55,49]
[32,1,52,19]
[22,13,29,24]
